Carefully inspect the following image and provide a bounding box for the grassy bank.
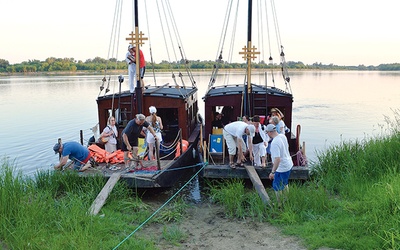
[210,111,400,249]
[1,112,399,249]
[0,163,190,249]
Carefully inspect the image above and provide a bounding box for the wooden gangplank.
[89,172,122,215]
[244,165,271,205]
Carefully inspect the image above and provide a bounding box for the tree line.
[0,57,399,73]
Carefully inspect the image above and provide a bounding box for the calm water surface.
[0,71,399,177]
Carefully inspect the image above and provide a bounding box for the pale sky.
[1,0,399,66]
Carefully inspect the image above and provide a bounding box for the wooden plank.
[89,172,122,215]
[244,165,271,205]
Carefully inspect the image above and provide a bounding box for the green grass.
[208,110,400,249]
[2,111,399,249]
[0,159,190,250]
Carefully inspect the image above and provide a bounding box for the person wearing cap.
[126,44,136,93]
[145,106,163,161]
[265,124,293,203]
[270,108,290,134]
[252,115,269,168]
[122,114,157,169]
[222,121,255,169]
[53,139,91,171]
[269,116,284,135]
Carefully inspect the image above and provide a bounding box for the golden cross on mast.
[239,43,260,117]
[239,45,260,61]
[125,30,148,47]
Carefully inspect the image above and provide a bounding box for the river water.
[0,71,399,177]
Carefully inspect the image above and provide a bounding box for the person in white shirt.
[251,115,269,168]
[125,44,136,93]
[222,121,255,169]
[145,106,163,161]
[100,116,118,153]
[266,124,293,204]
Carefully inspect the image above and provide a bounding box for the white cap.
[265,124,276,132]
[149,106,157,114]
[128,44,134,49]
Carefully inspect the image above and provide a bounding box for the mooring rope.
[113,161,208,249]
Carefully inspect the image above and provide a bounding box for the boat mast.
[239,0,259,117]
[125,0,148,114]
[247,0,252,114]
[133,0,142,114]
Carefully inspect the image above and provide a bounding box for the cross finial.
[239,45,260,61]
[125,30,148,47]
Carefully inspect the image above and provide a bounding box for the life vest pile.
[88,144,125,164]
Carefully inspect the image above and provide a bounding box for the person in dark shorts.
[121,113,157,169]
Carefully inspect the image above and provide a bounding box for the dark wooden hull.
[93,82,201,188]
[202,83,310,180]
[202,164,309,180]
[82,124,201,188]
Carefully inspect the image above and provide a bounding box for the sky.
[1,0,400,66]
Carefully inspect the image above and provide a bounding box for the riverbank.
[136,202,309,250]
[1,117,400,249]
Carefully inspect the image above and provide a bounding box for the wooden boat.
[85,0,201,188]
[201,0,309,181]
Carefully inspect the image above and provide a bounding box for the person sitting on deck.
[211,112,224,128]
[121,114,157,170]
[53,139,92,172]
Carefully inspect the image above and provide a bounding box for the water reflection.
[0,71,399,178]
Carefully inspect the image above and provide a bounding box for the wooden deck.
[202,163,309,180]
[79,144,200,189]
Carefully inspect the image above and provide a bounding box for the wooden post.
[155,139,161,170]
[203,141,207,163]
[179,129,183,157]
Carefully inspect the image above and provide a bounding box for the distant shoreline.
[0,68,387,77]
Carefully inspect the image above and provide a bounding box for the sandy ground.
[137,203,309,250]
